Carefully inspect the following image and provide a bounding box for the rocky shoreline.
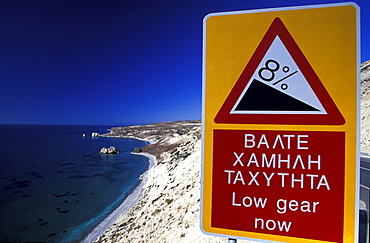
[93,121,254,242]
[90,61,370,242]
[361,60,370,152]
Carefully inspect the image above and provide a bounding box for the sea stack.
[99,146,119,154]
[92,132,100,137]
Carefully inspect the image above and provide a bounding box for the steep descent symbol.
[232,36,326,114]
[214,18,345,125]
[258,59,295,90]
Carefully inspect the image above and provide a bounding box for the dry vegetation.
[103,120,201,161]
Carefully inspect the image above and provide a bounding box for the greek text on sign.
[212,130,345,242]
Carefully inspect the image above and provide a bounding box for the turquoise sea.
[0,125,149,242]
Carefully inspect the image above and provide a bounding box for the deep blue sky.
[0,0,369,125]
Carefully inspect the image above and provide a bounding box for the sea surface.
[0,125,149,243]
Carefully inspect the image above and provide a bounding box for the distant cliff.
[361,60,370,152]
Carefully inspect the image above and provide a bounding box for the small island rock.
[133,147,142,153]
[99,146,119,154]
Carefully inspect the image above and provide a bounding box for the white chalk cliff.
[94,61,370,243]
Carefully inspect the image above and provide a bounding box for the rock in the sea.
[92,132,100,137]
[133,147,142,153]
[100,147,108,154]
[99,146,119,154]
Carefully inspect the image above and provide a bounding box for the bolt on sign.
[201,3,360,243]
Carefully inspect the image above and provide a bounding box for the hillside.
[93,61,370,242]
[361,60,370,152]
[96,120,255,243]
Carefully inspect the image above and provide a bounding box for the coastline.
[91,121,249,242]
[104,134,156,145]
[81,62,369,242]
[82,152,156,243]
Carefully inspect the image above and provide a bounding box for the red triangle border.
[214,18,345,125]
